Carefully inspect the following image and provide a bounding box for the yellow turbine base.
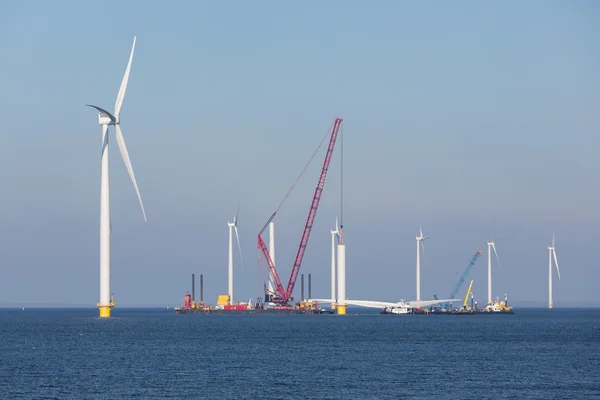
[98,306,111,318]
[337,305,347,315]
[97,301,114,318]
[548,304,553,309]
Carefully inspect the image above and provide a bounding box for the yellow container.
[217,295,230,305]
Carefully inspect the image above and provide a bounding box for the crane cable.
[340,122,344,229]
[259,120,336,234]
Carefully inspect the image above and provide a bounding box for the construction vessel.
[177,119,343,316]
[175,273,333,315]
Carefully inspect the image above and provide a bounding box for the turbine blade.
[420,239,425,254]
[553,250,560,280]
[115,124,146,222]
[234,226,243,271]
[492,243,501,269]
[114,36,136,117]
[336,217,339,232]
[552,233,555,248]
[235,204,239,227]
[420,225,423,238]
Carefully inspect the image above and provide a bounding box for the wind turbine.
[415,225,429,301]
[486,240,500,304]
[227,207,243,305]
[87,36,146,318]
[330,217,340,309]
[548,233,561,309]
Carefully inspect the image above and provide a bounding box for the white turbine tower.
[337,224,347,314]
[330,218,340,309]
[87,36,146,318]
[486,240,500,304]
[268,221,276,301]
[227,207,243,305]
[415,225,429,301]
[548,233,561,309]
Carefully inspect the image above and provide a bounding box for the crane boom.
[284,117,343,301]
[438,250,482,309]
[449,250,482,300]
[257,233,286,299]
[463,279,474,308]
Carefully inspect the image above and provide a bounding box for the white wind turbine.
[548,233,561,309]
[87,36,146,318]
[330,217,340,309]
[227,207,243,305]
[486,240,501,304]
[415,225,429,301]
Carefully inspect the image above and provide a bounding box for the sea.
[1,307,599,399]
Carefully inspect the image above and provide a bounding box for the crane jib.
[259,212,277,235]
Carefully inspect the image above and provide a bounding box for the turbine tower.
[227,207,242,305]
[548,233,561,309]
[268,221,276,301]
[87,36,146,318]
[337,224,347,315]
[415,225,429,301]
[486,240,500,303]
[330,218,340,309]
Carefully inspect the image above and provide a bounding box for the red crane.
[257,117,343,303]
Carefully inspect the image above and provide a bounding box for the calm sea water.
[1,307,599,399]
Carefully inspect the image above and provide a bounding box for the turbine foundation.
[97,302,114,318]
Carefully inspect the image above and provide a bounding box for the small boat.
[484,294,514,314]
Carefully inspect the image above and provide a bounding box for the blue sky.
[0,1,598,307]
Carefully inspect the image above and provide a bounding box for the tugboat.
[380,305,412,314]
[484,293,514,314]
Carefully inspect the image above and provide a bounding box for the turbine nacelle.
[416,225,428,251]
[99,115,114,126]
[487,240,501,269]
[87,105,119,126]
[331,217,340,241]
[416,225,428,242]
